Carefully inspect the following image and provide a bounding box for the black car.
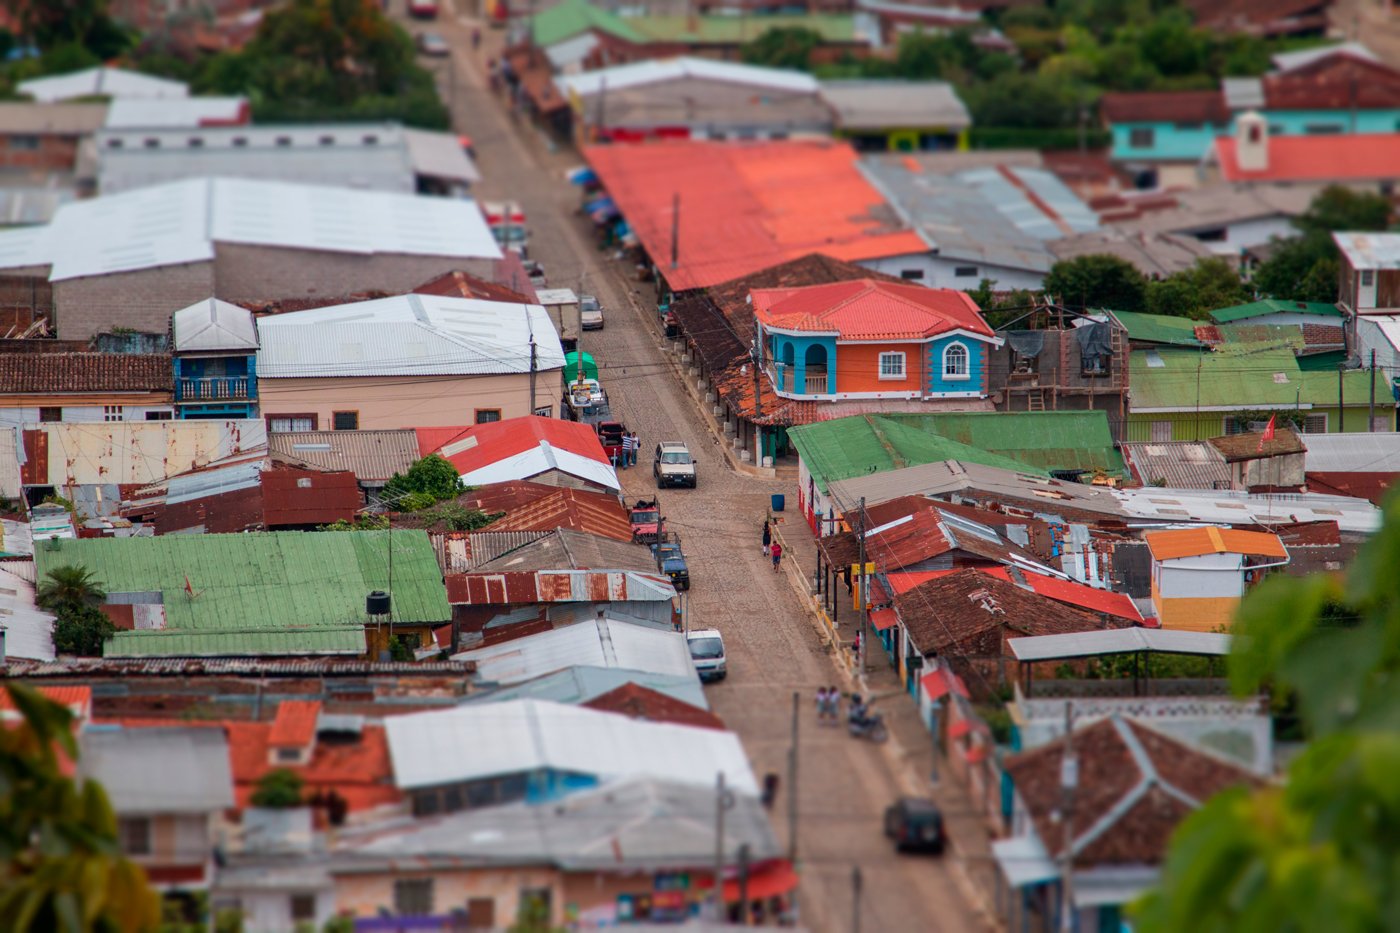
[883,797,945,854]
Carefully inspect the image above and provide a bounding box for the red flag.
[1257,414,1276,452]
[184,574,194,597]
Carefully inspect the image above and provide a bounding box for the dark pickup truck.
[650,532,690,591]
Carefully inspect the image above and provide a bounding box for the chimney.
[1235,111,1269,173]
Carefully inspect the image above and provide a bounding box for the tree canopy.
[1134,493,1400,931]
[380,453,462,505]
[1254,185,1393,304]
[1043,254,1148,312]
[741,27,822,71]
[1145,258,1249,320]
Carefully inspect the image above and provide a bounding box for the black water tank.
[366,590,391,616]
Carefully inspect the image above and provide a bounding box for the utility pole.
[787,690,799,862]
[855,497,868,677]
[1058,703,1078,933]
[529,330,538,414]
[737,843,751,926]
[713,771,732,922]
[671,193,680,270]
[851,866,863,933]
[1370,349,1377,431]
[1340,363,1346,433]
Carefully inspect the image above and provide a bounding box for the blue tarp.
[568,166,597,185]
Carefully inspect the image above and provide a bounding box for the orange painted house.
[751,279,999,402]
[1144,527,1289,631]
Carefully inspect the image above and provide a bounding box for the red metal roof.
[267,699,320,747]
[888,567,1143,622]
[920,667,970,702]
[752,279,993,340]
[419,416,611,472]
[1215,133,1400,183]
[582,683,727,731]
[584,140,927,292]
[1099,90,1229,125]
[869,607,899,631]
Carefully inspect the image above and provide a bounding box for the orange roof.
[1215,133,1400,183]
[226,720,400,812]
[752,279,993,341]
[1145,527,1288,561]
[268,699,321,747]
[0,685,92,719]
[584,140,927,292]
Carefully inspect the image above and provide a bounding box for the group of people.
[761,520,783,571]
[814,686,843,723]
[613,432,641,468]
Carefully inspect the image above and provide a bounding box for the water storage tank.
[366,590,391,616]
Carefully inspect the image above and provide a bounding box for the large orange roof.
[1145,526,1288,561]
[1215,134,1400,183]
[752,279,992,341]
[584,140,927,291]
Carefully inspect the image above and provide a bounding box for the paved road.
[400,7,992,930]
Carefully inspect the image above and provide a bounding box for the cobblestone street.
[398,7,998,928]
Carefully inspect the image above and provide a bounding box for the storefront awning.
[992,836,1058,889]
[721,860,798,903]
[869,607,898,632]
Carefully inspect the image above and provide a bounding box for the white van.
[687,629,726,682]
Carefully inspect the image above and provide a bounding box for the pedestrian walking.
[826,686,841,722]
[471,27,481,51]
[629,432,640,466]
[761,520,772,557]
[620,432,635,469]
[815,686,828,721]
[770,541,783,572]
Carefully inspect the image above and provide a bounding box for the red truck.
[597,421,626,466]
[629,498,662,545]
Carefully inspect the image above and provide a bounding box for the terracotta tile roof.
[1261,55,1400,110]
[888,567,1144,622]
[225,719,400,812]
[267,699,321,747]
[414,269,533,305]
[752,279,992,340]
[1215,133,1400,183]
[1207,429,1305,461]
[893,568,1127,657]
[583,683,727,730]
[1144,527,1288,561]
[1005,717,1260,868]
[1099,90,1229,125]
[584,140,926,292]
[0,352,172,394]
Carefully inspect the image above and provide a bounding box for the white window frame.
[878,351,907,381]
[942,342,970,381]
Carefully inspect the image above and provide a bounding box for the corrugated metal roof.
[1272,41,1378,71]
[472,529,659,574]
[531,0,643,46]
[0,562,56,661]
[2,177,502,280]
[819,79,969,131]
[1114,487,1380,533]
[452,618,696,685]
[172,298,258,352]
[1302,432,1400,472]
[558,56,819,98]
[424,418,616,491]
[1145,526,1288,560]
[1120,441,1232,489]
[256,294,564,378]
[18,67,188,102]
[268,429,419,483]
[384,698,756,793]
[1007,628,1232,662]
[1127,343,1373,411]
[446,569,674,604]
[103,96,246,128]
[462,666,708,709]
[790,411,1121,494]
[1209,299,1342,323]
[1051,230,1213,278]
[79,727,233,812]
[34,530,450,659]
[22,420,266,488]
[402,128,481,184]
[1333,231,1400,270]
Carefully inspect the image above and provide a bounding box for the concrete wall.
[213,244,496,305]
[0,132,81,172]
[219,888,335,933]
[53,261,216,341]
[0,399,174,427]
[859,252,1046,291]
[334,867,561,925]
[257,371,563,430]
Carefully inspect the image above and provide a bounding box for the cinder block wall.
[53,261,216,341]
[214,245,497,302]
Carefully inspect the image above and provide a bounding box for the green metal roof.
[532,0,643,47]
[33,531,450,659]
[1128,344,1373,411]
[625,14,856,43]
[1209,299,1343,324]
[790,411,1122,493]
[1109,310,1204,347]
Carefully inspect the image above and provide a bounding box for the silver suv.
[654,441,696,488]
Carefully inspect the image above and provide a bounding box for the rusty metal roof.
[445,568,674,604]
[21,420,266,488]
[268,429,419,484]
[472,528,659,574]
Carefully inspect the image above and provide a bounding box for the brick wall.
[52,262,215,341]
[213,244,497,304]
[0,135,80,172]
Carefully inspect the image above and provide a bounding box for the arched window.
[943,342,969,380]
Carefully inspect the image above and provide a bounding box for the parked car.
[564,378,610,424]
[651,533,690,591]
[580,295,604,330]
[883,798,945,854]
[416,32,450,56]
[687,629,726,681]
[654,441,696,489]
[629,498,661,544]
[409,0,439,17]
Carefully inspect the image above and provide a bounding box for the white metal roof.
[79,727,234,813]
[172,297,259,352]
[819,80,970,131]
[557,56,819,99]
[1007,628,1232,662]
[18,67,189,102]
[103,96,247,128]
[1333,232,1400,271]
[452,618,697,684]
[1363,314,1400,354]
[255,294,564,378]
[384,698,758,793]
[1302,431,1400,472]
[534,288,578,306]
[1,177,502,281]
[1271,41,1379,72]
[0,563,56,662]
[457,439,620,492]
[402,128,481,184]
[1112,486,1381,534]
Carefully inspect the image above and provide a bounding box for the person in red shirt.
[770,541,783,572]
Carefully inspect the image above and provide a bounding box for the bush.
[381,454,462,505]
[250,769,304,808]
[51,604,114,657]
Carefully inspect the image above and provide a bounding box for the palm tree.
[35,565,106,612]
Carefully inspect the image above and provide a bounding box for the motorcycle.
[848,710,889,744]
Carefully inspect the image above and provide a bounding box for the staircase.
[1027,389,1046,412]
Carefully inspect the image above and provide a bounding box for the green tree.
[380,454,462,505]
[1294,185,1392,236]
[1145,257,1249,319]
[1253,233,1340,303]
[740,26,821,71]
[8,0,131,57]
[1043,254,1148,311]
[962,71,1084,129]
[1133,495,1400,931]
[35,565,106,612]
[250,769,305,808]
[0,683,162,930]
[52,604,116,658]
